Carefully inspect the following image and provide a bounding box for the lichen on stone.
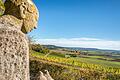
[0,15,23,30]
[4,0,39,33]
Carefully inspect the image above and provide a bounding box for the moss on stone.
[0,0,5,16]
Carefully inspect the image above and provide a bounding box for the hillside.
[30,50,120,80]
[30,44,120,80]
[42,45,120,53]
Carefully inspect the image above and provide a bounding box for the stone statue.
[0,0,39,80]
[36,71,47,80]
[44,70,54,80]
[0,16,29,80]
[4,0,39,33]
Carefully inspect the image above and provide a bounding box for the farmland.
[30,44,120,80]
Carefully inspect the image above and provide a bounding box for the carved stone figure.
[36,71,47,80]
[0,0,39,80]
[44,70,54,80]
[4,0,39,33]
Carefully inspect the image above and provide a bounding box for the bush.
[30,44,49,54]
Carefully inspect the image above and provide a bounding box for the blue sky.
[30,0,120,50]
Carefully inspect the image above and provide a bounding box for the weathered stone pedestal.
[0,0,39,79]
[0,18,30,80]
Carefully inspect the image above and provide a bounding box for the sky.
[30,0,120,50]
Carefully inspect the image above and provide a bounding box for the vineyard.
[31,50,120,75]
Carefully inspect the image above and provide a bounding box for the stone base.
[0,26,29,80]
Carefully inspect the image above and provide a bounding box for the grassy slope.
[31,50,120,68]
[30,51,120,80]
[30,58,103,80]
[31,50,120,74]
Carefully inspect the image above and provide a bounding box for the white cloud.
[35,38,120,50]
[69,38,101,41]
